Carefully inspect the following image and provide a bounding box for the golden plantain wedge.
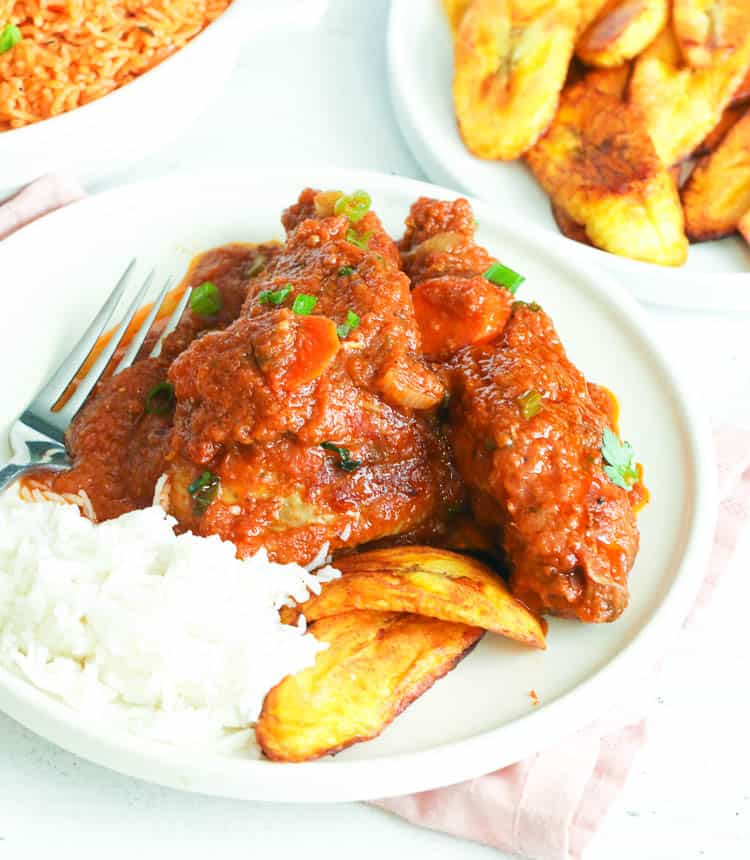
[578,0,611,35]
[526,72,688,266]
[630,25,750,167]
[734,67,750,105]
[453,0,579,160]
[673,0,750,69]
[694,104,744,156]
[256,611,483,762]
[738,208,750,245]
[551,203,593,246]
[443,0,473,33]
[682,108,750,240]
[576,0,668,68]
[281,546,546,648]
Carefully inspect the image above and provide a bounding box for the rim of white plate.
[0,168,717,802]
[387,0,750,314]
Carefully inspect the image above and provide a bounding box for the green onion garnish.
[187,470,220,514]
[247,255,266,278]
[346,228,373,251]
[0,24,22,55]
[339,266,356,277]
[601,428,639,492]
[190,281,222,316]
[321,442,361,473]
[144,381,175,416]
[517,389,542,421]
[334,190,372,223]
[292,294,317,315]
[484,261,525,295]
[258,284,292,306]
[336,309,360,339]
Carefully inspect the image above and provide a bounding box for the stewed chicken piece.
[401,197,641,622]
[166,189,460,562]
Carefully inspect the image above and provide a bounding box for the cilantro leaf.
[602,428,639,491]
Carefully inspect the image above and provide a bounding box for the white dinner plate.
[0,168,715,802]
[388,0,750,312]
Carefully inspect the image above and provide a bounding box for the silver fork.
[0,261,192,494]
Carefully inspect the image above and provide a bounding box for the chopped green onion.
[334,189,372,223]
[0,23,21,55]
[601,428,639,492]
[258,284,292,306]
[187,470,220,514]
[321,442,361,473]
[247,255,266,278]
[338,266,356,277]
[336,309,360,339]
[517,389,542,421]
[144,381,175,416]
[190,281,222,316]
[292,293,317,315]
[346,228,373,251]
[484,261,525,295]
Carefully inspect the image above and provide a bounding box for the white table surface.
[3,2,750,857]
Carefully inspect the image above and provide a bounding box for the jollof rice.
[0,1,232,130]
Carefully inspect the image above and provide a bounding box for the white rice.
[0,489,339,750]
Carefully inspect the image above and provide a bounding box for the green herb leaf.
[336,309,360,339]
[187,470,220,514]
[338,266,356,277]
[144,381,175,416]
[292,293,317,315]
[334,189,372,223]
[0,23,21,55]
[601,428,638,491]
[346,228,373,251]
[483,262,525,295]
[190,281,222,316]
[516,389,542,421]
[258,284,292,306]
[321,441,361,473]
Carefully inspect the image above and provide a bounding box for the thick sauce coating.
[401,197,640,622]
[166,189,460,562]
[32,190,643,621]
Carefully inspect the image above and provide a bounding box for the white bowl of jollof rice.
[0,0,321,196]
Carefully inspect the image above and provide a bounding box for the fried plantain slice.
[576,0,668,68]
[673,0,750,69]
[256,611,483,762]
[694,104,744,155]
[578,0,611,35]
[443,0,473,33]
[734,67,750,105]
[526,72,688,265]
[630,25,750,166]
[551,203,594,246]
[738,208,750,245]
[682,108,750,240]
[281,546,546,648]
[453,0,579,160]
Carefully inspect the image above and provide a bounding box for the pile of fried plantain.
[257,546,545,762]
[447,0,750,264]
[453,0,579,160]
[682,108,750,240]
[526,68,688,266]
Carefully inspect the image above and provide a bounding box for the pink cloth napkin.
[0,174,85,240]
[375,428,750,858]
[3,176,747,860]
